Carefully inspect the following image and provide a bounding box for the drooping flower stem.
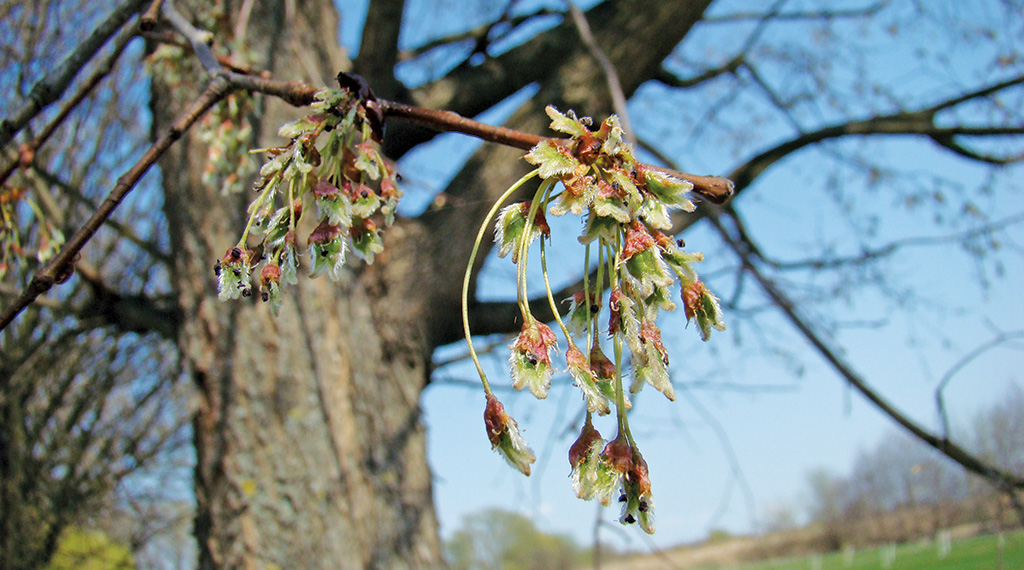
[515,178,555,316]
[462,169,541,395]
[540,239,573,341]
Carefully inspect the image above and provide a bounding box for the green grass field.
[731,531,1024,570]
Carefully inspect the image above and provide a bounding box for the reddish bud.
[484,395,508,447]
[307,220,342,245]
[569,420,602,468]
[621,221,655,261]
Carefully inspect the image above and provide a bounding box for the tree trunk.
[152,1,442,568]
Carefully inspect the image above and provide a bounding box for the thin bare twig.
[0,0,149,149]
[935,330,1024,440]
[568,1,633,142]
[140,0,165,31]
[705,207,1024,495]
[0,17,140,188]
[0,76,234,332]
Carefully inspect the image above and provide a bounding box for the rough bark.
[152,1,441,568]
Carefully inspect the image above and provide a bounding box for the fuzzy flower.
[279,233,299,286]
[566,344,611,415]
[630,319,674,401]
[682,279,726,341]
[215,246,252,301]
[495,202,550,263]
[484,395,535,476]
[307,219,346,280]
[564,288,601,338]
[608,289,641,354]
[350,218,385,264]
[618,448,655,534]
[509,317,558,399]
[549,168,595,217]
[637,167,695,230]
[345,181,382,219]
[524,139,580,179]
[260,262,284,316]
[569,419,609,500]
[621,222,674,299]
[312,179,352,227]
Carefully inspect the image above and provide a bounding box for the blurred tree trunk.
[151,1,441,568]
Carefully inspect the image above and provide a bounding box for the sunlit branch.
[705,207,1024,496]
[0,0,149,150]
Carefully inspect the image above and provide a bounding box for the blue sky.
[331,0,1024,553]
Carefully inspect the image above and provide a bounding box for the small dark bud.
[677,238,685,248]
[214,260,221,276]
[261,291,270,302]
[618,493,627,503]
[229,247,243,260]
[241,287,252,298]
[639,500,649,512]
[232,268,241,277]
[623,514,636,524]
[590,304,600,314]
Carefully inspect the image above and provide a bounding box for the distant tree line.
[805,384,1024,548]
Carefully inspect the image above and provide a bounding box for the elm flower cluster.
[214,74,401,312]
[468,106,726,535]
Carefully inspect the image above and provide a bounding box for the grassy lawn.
[733,531,1024,570]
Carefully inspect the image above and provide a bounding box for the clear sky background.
[334,0,1024,553]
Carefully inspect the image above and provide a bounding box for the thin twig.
[0,17,140,188]
[0,76,234,332]
[568,1,633,142]
[0,0,149,149]
[705,207,1024,494]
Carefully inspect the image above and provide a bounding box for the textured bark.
[152,1,440,568]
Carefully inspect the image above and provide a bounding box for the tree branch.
[0,16,139,188]
[0,76,233,332]
[705,207,1024,494]
[0,0,149,150]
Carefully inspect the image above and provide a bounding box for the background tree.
[1,1,1022,569]
[445,509,586,570]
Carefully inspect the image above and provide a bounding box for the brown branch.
[0,18,139,188]
[0,76,233,332]
[379,99,734,203]
[0,0,149,150]
[706,208,1024,494]
[140,0,165,31]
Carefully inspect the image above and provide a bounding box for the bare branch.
[702,1,891,23]
[0,0,149,149]
[705,207,1024,494]
[140,0,165,32]
[0,76,233,332]
[936,330,1024,440]
[726,75,1024,195]
[0,18,140,188]
[568,1,633,141]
